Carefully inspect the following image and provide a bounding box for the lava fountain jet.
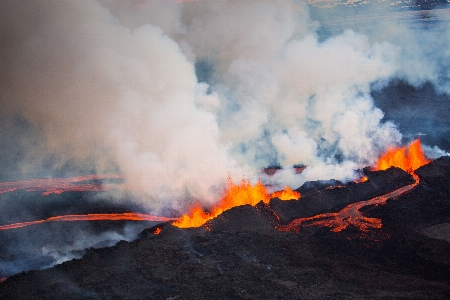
[374,139,430,173]
[279,139,430,234]
[173,176,300,228]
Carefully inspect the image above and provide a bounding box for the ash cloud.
[0,0,448,213]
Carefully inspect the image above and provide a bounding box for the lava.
[0,174,124,195]
[0,213,176,231]
[269,186,301,201]
[325,185,345,190]
[278,175,419,233]
[355,176,368,183]
[279,140,429,234]
[0,277,6,283]
[374,139,430,173]
[173,177,300,228]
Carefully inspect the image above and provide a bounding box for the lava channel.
[278,139,429,234]
[278,174,419,233]
[0,213,176,231]
[0,174,124,195]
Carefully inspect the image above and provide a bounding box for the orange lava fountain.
[173,177,300,228]
[0,213,176,231]
[374,139,430,173]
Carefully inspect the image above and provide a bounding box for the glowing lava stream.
[0,174,124,195]
[0,213,176,231]
[278,174,419,233]
[279,139,429,233]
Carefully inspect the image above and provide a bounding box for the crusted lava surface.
[1,157,450,299]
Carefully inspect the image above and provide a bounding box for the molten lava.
[355,176,368,183]
[0,174,124,195]
[279,140,429,234]
[0,213,175,231]
[278,176,419,233]
[269,186,301,200]
[374,139,430,173]
[173,178,300,228]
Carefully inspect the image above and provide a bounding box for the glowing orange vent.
[374,139,430,173]
[173,177,300,228]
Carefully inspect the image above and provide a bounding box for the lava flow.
[173,177,300,228]
[279,139,430,234]
[0,213,176,231]
[0,174,124,195]
[278,179,418,233]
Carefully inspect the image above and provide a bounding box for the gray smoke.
[0,0,448,212]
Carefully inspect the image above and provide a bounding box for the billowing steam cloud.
[0,0,242,211]
[0,0,449,211]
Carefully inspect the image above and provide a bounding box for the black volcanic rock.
[415,156,450,187]
[1,159,450,299]
[205,202,279,233]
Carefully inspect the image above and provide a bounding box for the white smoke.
[260,161,358,193]
[0,0,243,211]
[0,0,448,212]
[423,145,450,159]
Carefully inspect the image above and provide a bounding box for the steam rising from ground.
[0,0,449,211]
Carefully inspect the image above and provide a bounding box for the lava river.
[278,139,429,233]
[0,213,176,231]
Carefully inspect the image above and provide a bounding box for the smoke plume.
[0,0,449,212]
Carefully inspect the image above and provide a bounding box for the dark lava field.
[0,157,449,299]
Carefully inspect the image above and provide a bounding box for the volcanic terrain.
[0,156,449,299]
